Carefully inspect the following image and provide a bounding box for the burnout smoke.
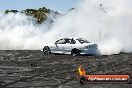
[0,13,52,50]
[50,0,132,55]
[0,0,132,55]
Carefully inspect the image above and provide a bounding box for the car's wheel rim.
[72,53,77,56]
[43,47,50,54]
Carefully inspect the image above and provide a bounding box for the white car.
[42,38,98,56]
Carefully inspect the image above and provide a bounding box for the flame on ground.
[78,66,86,76]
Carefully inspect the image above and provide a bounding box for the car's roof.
[60,37,90,42]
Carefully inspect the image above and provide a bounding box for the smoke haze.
[0,0,132,55]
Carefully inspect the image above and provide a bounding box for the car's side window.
[56,39,66,44]
[65,39,71,44]
[70,39,76,44]
[64,39,76,44]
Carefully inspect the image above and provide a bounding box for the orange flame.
[78,66,86,76]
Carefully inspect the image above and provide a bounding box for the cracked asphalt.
[0,50,132,88]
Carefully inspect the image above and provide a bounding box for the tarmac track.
[0,50,132,88]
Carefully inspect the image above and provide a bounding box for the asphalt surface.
[0,50,132,88]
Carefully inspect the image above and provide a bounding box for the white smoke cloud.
[0,0,132,55]
[49,0,132,55]
[0,13,51,50]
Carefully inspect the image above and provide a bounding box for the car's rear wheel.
[43,46,51,54]
[71,49,80,56]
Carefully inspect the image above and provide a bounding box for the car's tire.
[71,49,80,56]
[43,46,51,54]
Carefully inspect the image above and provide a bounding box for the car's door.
[63,38,76,54]
[53,39,66,53]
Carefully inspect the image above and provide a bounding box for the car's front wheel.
[43,46,51,54]
[71,49,80,56]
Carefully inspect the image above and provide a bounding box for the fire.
[78,66,86,76]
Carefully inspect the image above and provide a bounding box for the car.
[42,38,99,56]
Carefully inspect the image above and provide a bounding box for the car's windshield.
[77,38,90,44]
[56,39,65,44]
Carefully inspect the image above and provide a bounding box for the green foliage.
[5,10,19,14]
[4,7,52,24]
[22,7,50,23]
